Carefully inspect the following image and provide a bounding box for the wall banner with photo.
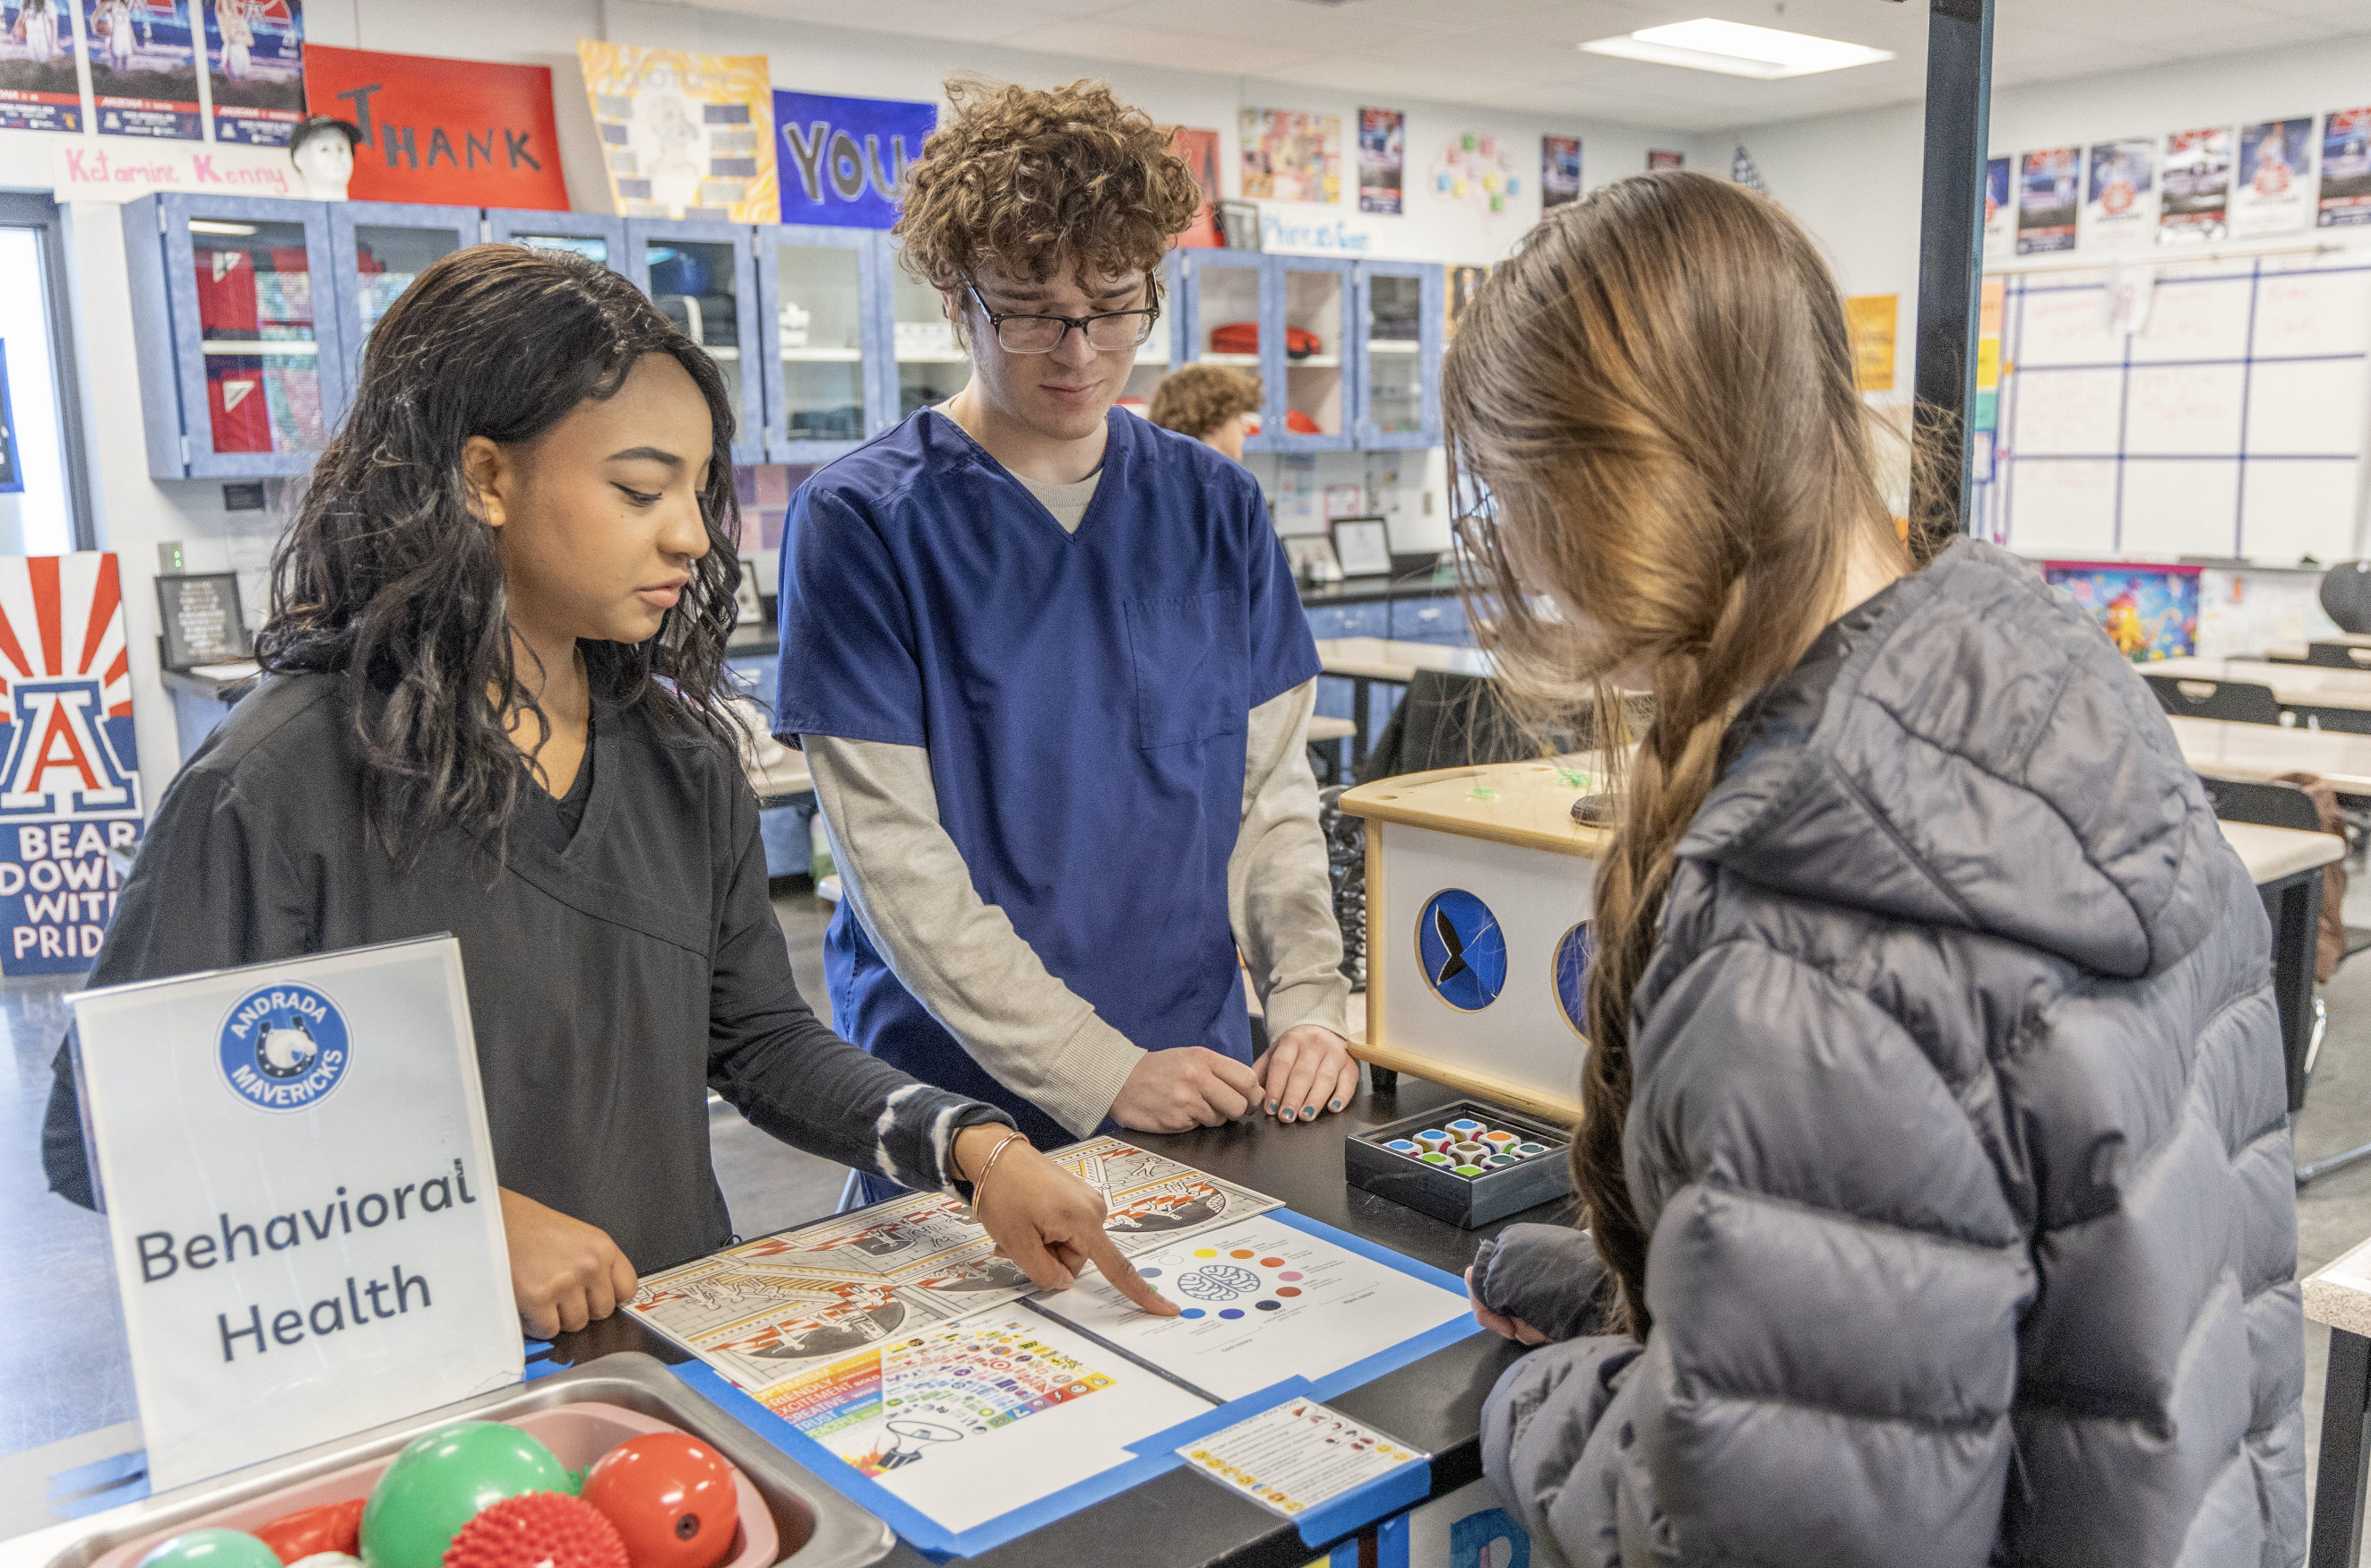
[0,0,84,133]
[1358,108,1402,216]
[87,0,201,140]
[205,0,304,147]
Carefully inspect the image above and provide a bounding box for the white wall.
[0,0,1718,798]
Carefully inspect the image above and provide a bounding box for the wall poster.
[577,40,779,222]
[1432,132,1520,220]
[1540,134,1582,211]
[2016,147,2079,254]
[305,44,568,209]
[2159,125,2231,244]
[2083,136,2156,250]
[1647,149,1682,170]
[1845,295,1896,392]
[2231,116,2313,238]
[2322,108,2371,228]
[774,90,931,230]
[1982,156,2012,257]
[86,0,200,139]
[1240,108,1339,204]
[1444,263,1488,340]
[1167,125,1220,246]
[204,0,303,146]
[0,0,83,132]
[1357,108,1402,216]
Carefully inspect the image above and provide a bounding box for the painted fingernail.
[1331,1098,1343,1111]
[1267,1100,1278,1113]
[1304,1106,1316,1116]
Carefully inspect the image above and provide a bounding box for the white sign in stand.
[69,935,521,1492]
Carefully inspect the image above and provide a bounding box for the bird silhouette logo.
[1416,890,1506,1011]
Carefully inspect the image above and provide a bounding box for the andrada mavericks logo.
[218,982,351,1111]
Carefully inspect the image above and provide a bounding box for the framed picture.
[155,572,252,670]
[1283,534,1342,582]
[1332,518,1392,576]
[1218,198,1263,250]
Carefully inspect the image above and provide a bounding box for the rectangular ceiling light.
[1580,17,1894,79]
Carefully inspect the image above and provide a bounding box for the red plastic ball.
[578,1435,739,1568]
[440,1495,625,1568]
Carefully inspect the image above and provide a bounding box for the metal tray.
[17,1354,892,1568]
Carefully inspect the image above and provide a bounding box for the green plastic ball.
[360,1422,572,1568]
[137,1529,283,1568]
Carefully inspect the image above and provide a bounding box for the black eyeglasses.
[964,278,1159,355]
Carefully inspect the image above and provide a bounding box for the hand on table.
[953,1124,1178,1316]
[1254,1024,1360,1124]
[1109,1046,1263,1133]
[500,1186,639,1339]
[1466,1264,1549,1347]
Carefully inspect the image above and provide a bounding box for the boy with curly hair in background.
[775,78,1355,1192]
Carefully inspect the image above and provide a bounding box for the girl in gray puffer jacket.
[1444,171,2305,1568]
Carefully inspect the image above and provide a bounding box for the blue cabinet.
[124,194,347,479]
[628,219,768,465]
[760,225,892,462]
[324,202,482,413]
[485,209,627,271]
[1266,255,1356,452]
[1354,261,1443,449]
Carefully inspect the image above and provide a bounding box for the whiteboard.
[1982,256,2371,562]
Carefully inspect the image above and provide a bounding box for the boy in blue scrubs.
[776,78,1356,1185]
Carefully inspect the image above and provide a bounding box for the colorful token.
[1450,1142,1487,1162]
[1414,1130,1450,1151]
[1481,1155,1513,1169]
[1481,1130,1517,1150]
[1447,1119,1485,1138]
[1451,1164,1485,1177]
[1419,1151,1450,1166]
[1513,1142,1548,1159]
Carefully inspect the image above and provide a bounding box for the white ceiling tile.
[996,17,1325,73]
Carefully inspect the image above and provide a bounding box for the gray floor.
[10,876,2371,1544]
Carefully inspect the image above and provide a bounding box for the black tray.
[1344,1098,1573,1228]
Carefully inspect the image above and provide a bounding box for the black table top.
[547,1073,1571,1567]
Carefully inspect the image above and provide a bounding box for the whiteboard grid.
[1979,258,2371,560]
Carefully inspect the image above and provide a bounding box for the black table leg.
[1350,676,1373,771]
[2263,867,2323,1114]
[2314,1326,2371,1568]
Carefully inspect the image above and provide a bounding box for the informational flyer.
[1357,108,1402,216]
[1647,149,1683,170]
[85,0,200,138]
[2160,125,2232,244]
[1240,107,1340,204]
[0,0,83,132]
[2085,136,2157,250]
[1167,125,1221,246]
[576,40,779,222]
[2232,116,2314,238]
[1982,156,2013,258]
[2324,108,2371,228]
[1180,1398,1426,1521]
[2017,147,2079,254]
[1541,134,1582,211]
[1030,1216,1474,1402]
[204,0,302,147]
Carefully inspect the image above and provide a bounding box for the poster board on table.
[69,935,521,1492]
[304,44,568,210]
[203,0,304,147]
[87,0,203,140]
[577,40,778,223]
[773,90,933,230]
[0,554,143,977]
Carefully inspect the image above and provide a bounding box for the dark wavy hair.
[258,244,743,862]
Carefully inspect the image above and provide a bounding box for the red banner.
[302,43,566,210]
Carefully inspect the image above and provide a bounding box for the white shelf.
[702,346,741,360]
[780,347,862,362]
[897,350,972,365]
[1288,356,1343,370]
[202,339,317,355]
[1198,352,1261,366]
[1368,340,1421,354]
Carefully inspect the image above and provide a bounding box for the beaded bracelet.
[967,1129,1030,1213]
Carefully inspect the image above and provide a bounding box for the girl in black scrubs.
[45,246,1169,1337]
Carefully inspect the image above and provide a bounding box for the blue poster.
[773,90,935,229]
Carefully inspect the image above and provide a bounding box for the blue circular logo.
[1416,889,1506,1011]
[218,982,351,1112]
[1554,922,1596,1038]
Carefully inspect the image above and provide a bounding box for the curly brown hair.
[1147,365,1263,438]
[894,76,1202,312]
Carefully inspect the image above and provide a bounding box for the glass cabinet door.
[629,220,764,464]
[160,196,341,475]
[327,202,480,405]
[758,227,880,461]
[1115,253,1181,418]
[1355,262,1442,449]
[893,269,967,420]
[1274,259,1354,450]
[485,209,626,272]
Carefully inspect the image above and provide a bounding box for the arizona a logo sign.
[0,554,143,976]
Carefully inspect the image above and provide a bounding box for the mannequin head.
[289,116,361,202]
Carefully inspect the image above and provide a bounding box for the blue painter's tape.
[1377,1506,1413,1568]
[1296,1459,1431,1549]
[522,1354,567,1383]
[1124,1377,1314,1457]
[522,1339,554,1357]
[47,1449,147,1495]
[51,1476,151,1519]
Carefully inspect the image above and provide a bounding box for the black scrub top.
[43,671,1005,1272]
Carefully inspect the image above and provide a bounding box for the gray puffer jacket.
[1479,540,2305,1567]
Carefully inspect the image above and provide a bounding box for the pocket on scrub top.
[1124,590,1248,749]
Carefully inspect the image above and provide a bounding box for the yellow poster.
[1845,294,1897,392]
[575,40,778,223]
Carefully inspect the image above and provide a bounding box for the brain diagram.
[1173,1264,1263,1302]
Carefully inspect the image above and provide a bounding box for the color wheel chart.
[1140,1245,1309,1320]
[1976,253,2371,560]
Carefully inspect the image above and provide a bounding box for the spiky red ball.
[440,1494,628,1568]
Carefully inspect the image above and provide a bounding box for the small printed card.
[1177,1397,1427,1519]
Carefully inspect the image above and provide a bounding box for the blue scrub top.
[774,408,1321,1144]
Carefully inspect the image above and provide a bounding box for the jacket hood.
[1681,539,2230,979]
